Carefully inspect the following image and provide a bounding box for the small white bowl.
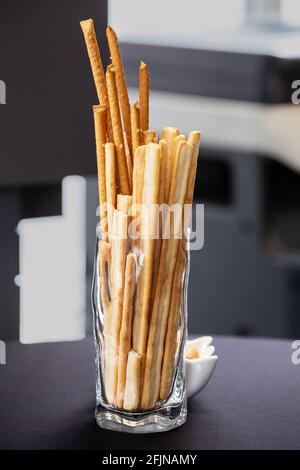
[184,336,218,399]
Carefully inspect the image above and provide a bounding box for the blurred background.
[0,0,300,343]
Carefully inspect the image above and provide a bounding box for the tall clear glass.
[92,223,190,433]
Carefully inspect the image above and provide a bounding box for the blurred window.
[108,0,245,47]
[282,0,300,27]
[109,0,300,48]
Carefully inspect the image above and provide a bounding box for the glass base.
[95,400,187,434]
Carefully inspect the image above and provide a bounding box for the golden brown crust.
[105,143,117,240]
[106,25,132,157]
[123,131,133,192]
[80,19,113,141]
[106,66,130,194]
[143,130,157,144]
[93,104,108,239]
[139,61,150,132]
[160,127,180,200]
[131,100,141,158]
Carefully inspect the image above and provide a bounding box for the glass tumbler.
[92,219,190,433]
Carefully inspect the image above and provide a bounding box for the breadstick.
[132,145,146,246]
[106,66,130,195]
[93,104,108,239]
[99,240,113,403]
[80,19,113,141]
[132,144,160,388]
[106,26,132,156]
[150,140,167,307]
[160,127,179,199]
[159,133,200,399]
[105,209,128,405]
[116,254,137,408]
[143,130,157,144]
[105,143,117,240]
[159,237,186,400]
[131,100,141,157]
[141,141,193,410]
[160,127,179,140]
[117,194,132,215]
[123,131,133,192]
[139,61,149,132]
[123,350,141,411]
[185,131,201,232]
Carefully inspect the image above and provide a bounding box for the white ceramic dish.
[184,336,218,399]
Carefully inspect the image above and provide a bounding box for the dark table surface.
[0,336,299,450]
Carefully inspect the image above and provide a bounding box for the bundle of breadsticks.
[80,19,201,411]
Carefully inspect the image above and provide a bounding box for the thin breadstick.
[160,127,179,141]
[139,61,149,132]
[105,209,128,405]
[117,194,132,252]
[93,104,108,239]
[117,194,132,215]
[150,140,167,307]
[106,66,130,195]
[132,145,146,246]
[158,140,168,205]
[131,100,141,157]
[80,19,113,141]
[159,132,200,399]
[132,144,160,391]
[143,130,157,144]
[123,131,133,191]
[116,254,137,408]
[99,240,113,403]
[99,240,112,315]
[106,26,132,156]
[159,238,186,400]
[160,127,179,200]
[105,143,117,240]
[185,131,201,232]
[123,350,141,411]
[141,141,193,410]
